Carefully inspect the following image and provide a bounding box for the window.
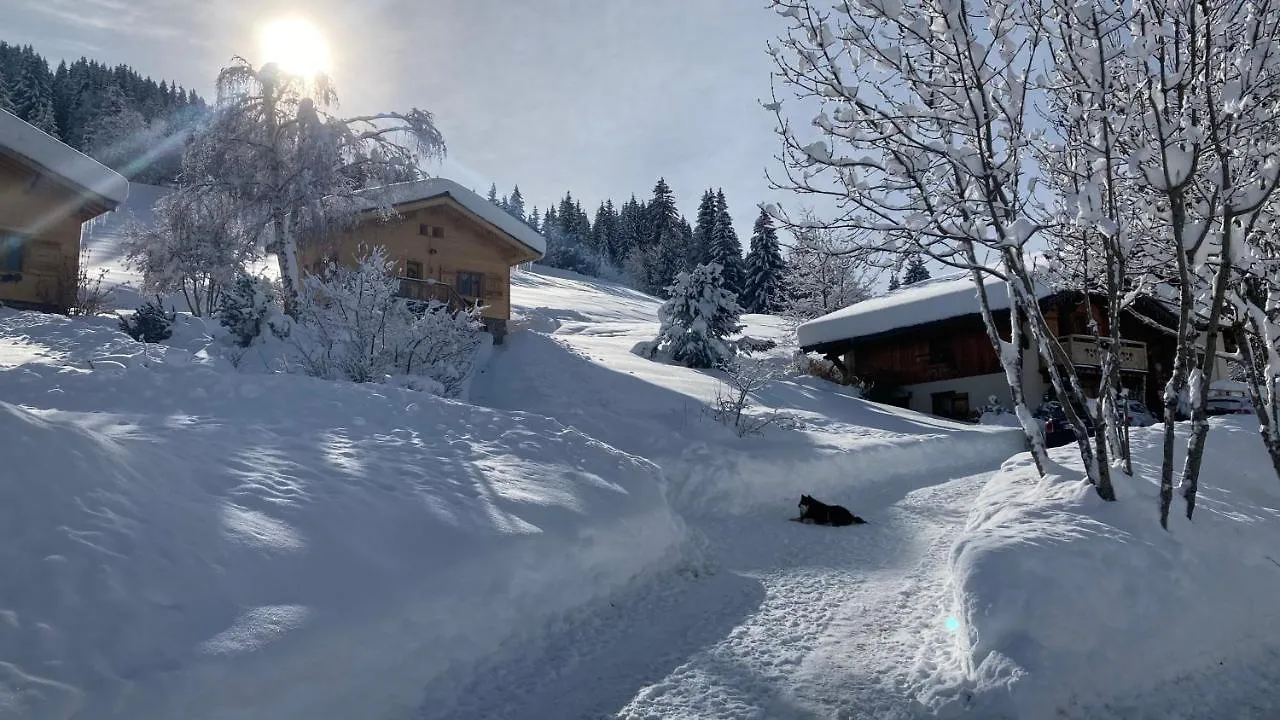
[419,224,445,238]
[2,234,26,273]
[456,271,484,298]
[432,226,444,238]
[405,260,423,280]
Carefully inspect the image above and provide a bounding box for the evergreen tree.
[902,253,931,285]
[888,274,901,291]
[616,195,646,264]
[487,183,499,205]
[710,190,745,295]
[14,52,58,136]
[648,263,744,368]
[635,178,686,296]
[0,68,13,113]
[528,206,541,232]
[592,200,619,267]
[741,209,787,313]
[691,190,719,270]
[542,205,559,236]
[507,185,526,222]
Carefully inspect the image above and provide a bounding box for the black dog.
[794,494,866,526]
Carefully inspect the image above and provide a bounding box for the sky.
[7,0,796,240]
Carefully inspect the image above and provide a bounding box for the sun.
[258,17,332,77]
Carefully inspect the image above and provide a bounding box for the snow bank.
[949,420,1280,716]
[0,309,685,719]
[0,109,129,206]
[796,272,1055,348]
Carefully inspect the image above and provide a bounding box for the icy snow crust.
[355,177,547,256]
[796,272,1055,348]
[0,109,129,207]
[0,309,683,719]
[951,420,1280,717]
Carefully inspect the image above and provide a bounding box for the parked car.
[1034,401,1096,448]
[1124,400,1160,427]
[1205,397,1253,416]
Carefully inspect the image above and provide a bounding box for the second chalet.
[795,274,1221,421]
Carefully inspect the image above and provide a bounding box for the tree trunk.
[1004,250,1113,500]
[1181,219,1234,520]
[968,256,1048,475]
[1237,319,1280,481]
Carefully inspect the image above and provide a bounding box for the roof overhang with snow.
[0,109,129,213]
[797,273,1057,352]
[356,178,546,262]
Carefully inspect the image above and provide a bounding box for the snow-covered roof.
[0,109,129,208]
[356,178,546,257]
[797,272,1056,349]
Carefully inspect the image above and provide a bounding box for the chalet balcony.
[396,276,469,312]
[1059,334,1148,372]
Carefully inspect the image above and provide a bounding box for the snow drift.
[949,419,1280,717]
[0,309,685,720]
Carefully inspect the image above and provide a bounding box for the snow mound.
[0,309,685,720]
[949,420,1280,717]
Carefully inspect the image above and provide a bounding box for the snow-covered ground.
[951,420,1280,718]
[0,309,685,720]
[7,242,1276,719]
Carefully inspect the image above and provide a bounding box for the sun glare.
[258,17,332,77]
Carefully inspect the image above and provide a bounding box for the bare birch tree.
[767,0,1110,493]
[181,58,446,315]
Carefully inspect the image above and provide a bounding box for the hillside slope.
[0,310,686,720]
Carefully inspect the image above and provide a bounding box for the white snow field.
[6,238,1277,719]
[0,309,685,720]
[951,419,1280,719]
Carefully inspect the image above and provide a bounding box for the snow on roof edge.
[797,272,1055,349]
[357,178,546,257]
[0,109,129,207]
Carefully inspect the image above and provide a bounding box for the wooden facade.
[844,294,1179,416]
[0,150,116,312]
[297,194,543,341]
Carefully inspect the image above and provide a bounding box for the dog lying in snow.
[793,494,866,526]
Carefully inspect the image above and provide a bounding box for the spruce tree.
[640,178,686,296]
[888,274,901,291]
[710,190,745,296]
[487,183,499,204]
[528,207,541,231]
[741,208,787,313]
[14,53,59,137]
[592,200,618,266]
[902,253,931,285]
[650,263,744,369]
[0,68,13,114]
[691,190,719,270]
[507,186,526,222]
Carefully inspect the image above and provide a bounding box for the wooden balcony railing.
[396,276,482,314]
[1059,334,1148,372]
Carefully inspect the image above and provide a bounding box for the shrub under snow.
[640,263,743,369]
[216,274,286,348]
[293,247,484,396]
[118,296,176,343]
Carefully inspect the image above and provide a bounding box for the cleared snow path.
[423,269,1022,718]
[418,469,989,719]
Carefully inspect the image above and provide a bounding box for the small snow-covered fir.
[642,262,743,369]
